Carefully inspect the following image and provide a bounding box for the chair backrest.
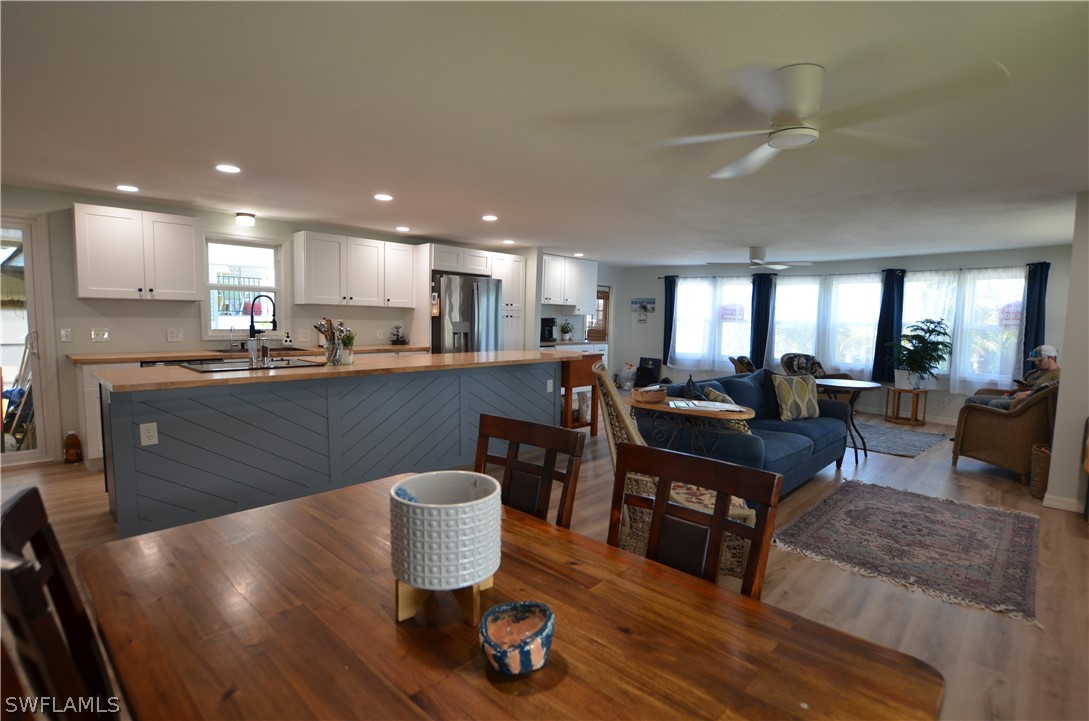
[1,487,115,716]
[592,361,646,466]
[780,353,827,378]
[608,443,782,599]
[729,356,757,374]
[474,414,586,528]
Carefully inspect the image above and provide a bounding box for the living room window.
[769,275,819,358]
[202,235,288,340]
[948,266,1026,393]
[903,270,959,374]
[671,276,752,371]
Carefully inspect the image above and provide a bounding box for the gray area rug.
[774,481,1039,624]
[857,422,946,457]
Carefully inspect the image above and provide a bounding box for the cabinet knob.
[137,288,143,293]
[148,288,154,293]
[342,296,347,300]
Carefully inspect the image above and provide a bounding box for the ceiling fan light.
[767,126,819,149]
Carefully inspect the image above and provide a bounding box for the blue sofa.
[634,369,850,497]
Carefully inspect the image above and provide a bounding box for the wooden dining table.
[77,474,944,720]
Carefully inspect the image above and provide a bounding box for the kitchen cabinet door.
[430,243,492,276]
[541,254,566,304]
[383,241,415,308]
[294,231,346,304]
[142,212,202,300]
[491,252,525,311]
[346,237,383,306]
[502,310,524,351]
[574,260,598,315]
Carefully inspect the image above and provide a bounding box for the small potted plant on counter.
[340,329,355,365]
[560,320,574,341]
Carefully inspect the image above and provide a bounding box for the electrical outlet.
[167,328,183,342]
[60,328,73,343]
[296,329,312,343]
[377,329,384,339]
[91,327,110,342]
[546,379,554,393]
[139,423,158,446]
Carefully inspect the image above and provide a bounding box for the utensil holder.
[325,340,342,365]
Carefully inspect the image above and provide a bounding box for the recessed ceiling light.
[216,164,241,174]
[235,212,256,227]
[573,253,585,258]
[116,184,139,192]
[396,226,410,232]
[374,193,393,202]
[502,239,515,245]
[482,214,498,222]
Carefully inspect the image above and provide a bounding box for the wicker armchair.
[779,353,852,380]
[729,356,757,374]
[952,384,1059,483]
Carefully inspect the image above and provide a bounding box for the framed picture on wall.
[631,297,656,313]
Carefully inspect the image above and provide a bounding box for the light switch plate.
[167,328,183,342]
[377,330,384,339]
[296,329,312,342]
[60,328,73,343]
[91,327,110,342]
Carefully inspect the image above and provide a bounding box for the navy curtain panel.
[662,275,678,364]
[1023,261,1050,373]
[749,273,775,370]
[870,269,905,382]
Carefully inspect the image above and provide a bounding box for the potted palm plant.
[886,318,952,389]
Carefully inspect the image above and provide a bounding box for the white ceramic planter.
[389,471,502,591]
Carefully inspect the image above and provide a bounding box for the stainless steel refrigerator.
[431,273,504,353]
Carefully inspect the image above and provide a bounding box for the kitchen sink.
[179,358,326,373]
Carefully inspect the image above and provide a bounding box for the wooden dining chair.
[608,442,783,599]
[474,414,586,528]
[1,487,116,717]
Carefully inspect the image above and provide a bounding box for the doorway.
[1,214,59,465]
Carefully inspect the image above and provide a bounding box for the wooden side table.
[885,387,929,426]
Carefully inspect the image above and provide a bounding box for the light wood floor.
[3,414,1087,721]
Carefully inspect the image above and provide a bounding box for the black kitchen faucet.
[249,294,278,338]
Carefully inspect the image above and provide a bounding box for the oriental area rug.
[856,422,946,457]
[773,481,1040,624]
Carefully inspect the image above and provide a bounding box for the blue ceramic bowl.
[478,601,555,676]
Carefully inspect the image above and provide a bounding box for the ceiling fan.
[748,246,812,270]
[654,60,1010,179]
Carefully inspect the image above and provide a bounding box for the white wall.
[601,243,1074,425]
[1046,191,1088,513]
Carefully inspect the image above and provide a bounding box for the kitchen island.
[92,350,585,537]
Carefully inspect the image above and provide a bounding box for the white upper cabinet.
[489,252,525,311]
[294,232,414,307]
[541,254,597,313]
[541,254,566,304]
[74,203,202,300]
[429,243,492,276]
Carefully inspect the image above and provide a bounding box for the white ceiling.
[2,2,1086,267]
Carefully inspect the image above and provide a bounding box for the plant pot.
[561,333,572,341]
[341,347,354,365]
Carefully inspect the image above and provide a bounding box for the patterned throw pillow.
[771,373,820,421]
[704,388,751,433]
[683,375,707,401]
[734,356,757,373]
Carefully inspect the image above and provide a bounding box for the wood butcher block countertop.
[91,349,588,393]
[67,345,430,365]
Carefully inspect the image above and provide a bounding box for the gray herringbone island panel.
[106,362,561,536]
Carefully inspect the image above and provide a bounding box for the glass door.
[1,219,47,462]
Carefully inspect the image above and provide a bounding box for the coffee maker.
[540,317,557,343]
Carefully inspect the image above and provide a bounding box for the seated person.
[965,344,1060,410]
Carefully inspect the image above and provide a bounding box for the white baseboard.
[1042,494,1086,513]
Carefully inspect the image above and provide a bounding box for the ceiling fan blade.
[708,144,780,179]
[732,63,825,122]
[820,59,1011,131]
[730,64,788,117]
[649,129,768,148]
[751,264,790,270]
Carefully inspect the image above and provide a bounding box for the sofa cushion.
[683,376,708,401]
[771,373,820,421]
[749,417,844,454]
[750,428,814,475]
[720,370,773,418]
[704,387,736,405]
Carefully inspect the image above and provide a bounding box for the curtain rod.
[656,264,1036,281]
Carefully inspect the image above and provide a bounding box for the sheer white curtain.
[816,273,882,378]
[669,276,751,372]
[948,266,1027,394]
[902,270,958,374]
[768,275,819,368]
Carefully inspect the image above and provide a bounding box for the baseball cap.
[1026,344,1058,359]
